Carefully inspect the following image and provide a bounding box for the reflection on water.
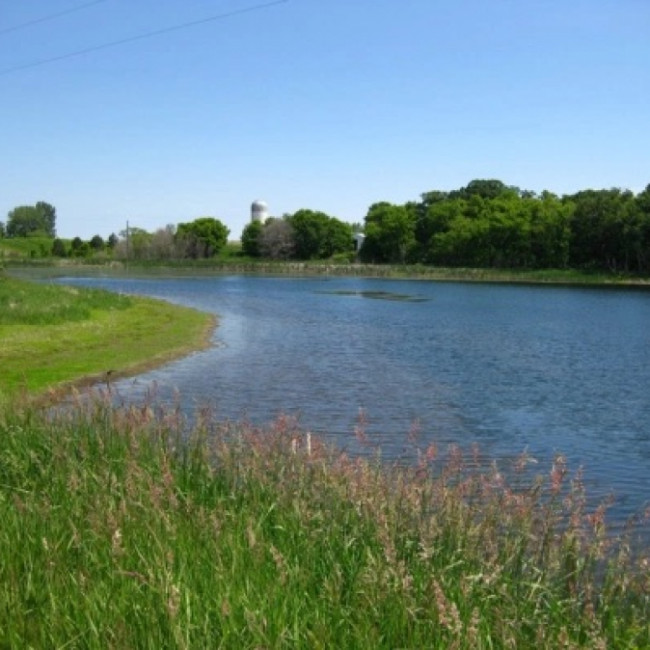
[54,273,650,527]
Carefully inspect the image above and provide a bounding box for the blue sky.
[1,0,648,240]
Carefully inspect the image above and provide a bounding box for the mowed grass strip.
[0,275,215,395]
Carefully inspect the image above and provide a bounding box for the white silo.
[251,199,269,223]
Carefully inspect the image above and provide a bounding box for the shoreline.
[36,312,218,406]
[8,260,650,288]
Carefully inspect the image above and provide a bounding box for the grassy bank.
[0,275,215,397]
[0,398,648,648]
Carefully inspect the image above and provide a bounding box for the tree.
[7,206,43,237]
[115,227,153,260]
[451,179,515,201]
[6,202,56,237]
[150,225,182,259]
[107,233,118,249]
[567,189,639,271]
[480,195,531,268]
[360,202,416,263]
[527,193,571,269]
[432,215,491,267]
[0,221,5,238]
[241,220,263,257]
[35,201,56,236]
[282,209,354,260]
[259,218,295,259]
[288,209,329,259]
[51,238,67,257]
[414,198,466,262]
[70,236,90,257]
[322,217,353,258]
[89,235,105,251]
[635,185,650,272]
[176,217,229,258]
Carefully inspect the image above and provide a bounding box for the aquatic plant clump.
[0,393,648,648]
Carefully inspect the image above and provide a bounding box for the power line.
[0,0,289,77]
[0,1,108,37]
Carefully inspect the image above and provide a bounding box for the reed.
[0,394,648,648]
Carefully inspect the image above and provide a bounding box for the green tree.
[527,192,571,269]
[7,206,42,237]
[284,209,354,260]
[360,202,416,263]
[35,201,56,236]
[415,198,466,262]
[478,195,530,267]
[51,238,67,257]
[635,185,650,272]
[176,217,229,258]
[89,235,105,251]
[322,217,353,258]
[70,237,90,257]
[433,215,491,267]
[116,227,153,260]
[420,190,450,210]
[567,189,639,271]
[288,209,330,259]
[6,202,56,237]
[241,220,263,257]
[0,221,5,238]
[414,186,574,269]
[451,179,515,201]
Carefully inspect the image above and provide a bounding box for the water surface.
[58,274,650,523]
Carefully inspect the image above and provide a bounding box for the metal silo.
[251,200,269,223]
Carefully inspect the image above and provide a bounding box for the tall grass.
[0,394,648,648]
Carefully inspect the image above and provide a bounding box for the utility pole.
[125,220,130,272]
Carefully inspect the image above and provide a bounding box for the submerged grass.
[0,275,214,397]
[1,395,648,648]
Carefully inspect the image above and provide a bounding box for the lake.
[57,273,650,525]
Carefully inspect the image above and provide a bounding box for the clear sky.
[1,0,648,240]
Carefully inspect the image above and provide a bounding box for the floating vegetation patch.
[318,290,429,302]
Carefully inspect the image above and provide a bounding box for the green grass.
[0,401,648,648]
[0,275,214,396]
[0,236,54,259]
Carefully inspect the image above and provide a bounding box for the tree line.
[241,210,354,261]
[110,219,230,261]
[0,206,231,261]
[243,181,650,272]
[357,180,650,273]
[3,180,650,272]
